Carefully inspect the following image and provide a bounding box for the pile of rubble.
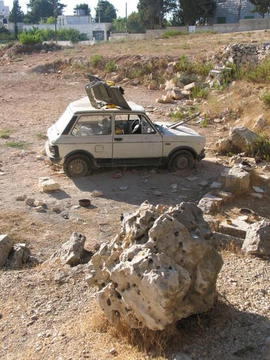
[86,201,223,331]
[218,43,270,67]
[156,80,196,104]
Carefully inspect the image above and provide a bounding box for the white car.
[45,77,205,177]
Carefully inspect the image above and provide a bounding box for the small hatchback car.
[45,76,205,177]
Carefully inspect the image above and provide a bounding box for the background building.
[214,0,267,24]
[0,0,9,25]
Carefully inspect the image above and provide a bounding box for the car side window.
[71,114,112,136]
[114,114,156,135]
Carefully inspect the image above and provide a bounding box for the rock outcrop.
[216,126,260,155]
[242,219,270,257]
[86,202,223,331]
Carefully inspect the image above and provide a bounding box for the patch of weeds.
[162,30,188,38]
[169,111,185,121]
[248,135,270,161]
[90,54,104,67]
[0,129,11,139]
[181,43,191,50]
[36,133,47,140]
[200,118,209,128]
[175,55,213,76]
[105,60,117,72]
[191,85,209,99]
[243,59,270,83]
[261,91,270,106]
[5,141,28,149]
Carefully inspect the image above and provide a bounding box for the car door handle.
[114,137,123,141]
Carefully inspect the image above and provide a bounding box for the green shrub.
[244,59,270,83]
[19,28,88,44]
[248,135,270,161]
[105,60,117,72]
[175,55,213,76]
[191,85,209,99]
[261,91,270,106]
[162,29,188,38]
[19,32,42,45]
[90,54,104,67]
[169,111,185,121]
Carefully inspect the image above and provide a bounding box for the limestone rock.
[242,219,270,256]
[198,193,223,214]
[6,243,31,269]
[39,177,60,192]
[0,235,13,267]
[184,82,196,91]
[224,166,250,194]
[50,232,92,266]
[86,202,223,331]
[230,126,260,153]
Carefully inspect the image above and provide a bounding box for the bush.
[0,26,15,42]
[248,135,270,161]
[243,59,270,83]
[261,91,270,106]
[19,28,88,44]
[191,85,209,99]
[162,29,188,38]
[90,54,104,67]
[19,32,42,45]
[175,55,213,76]
[105,60,117,72]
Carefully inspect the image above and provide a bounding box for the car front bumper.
[198,149,205,161]
[45,141,61,163]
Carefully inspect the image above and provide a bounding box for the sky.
[5,0,139,18]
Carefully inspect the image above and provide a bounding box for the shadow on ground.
[72,159,228,206]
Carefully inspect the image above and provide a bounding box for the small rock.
[16,195,27,201]
[119,186,128,191]
[210,182,222,189]
[25,198,35,207]
[242,219,270,256]
[184,82,196,91]
[6,243,31,269]
[224,166,250,194]
[39,177,60,193]
[109,348,118,356]
[251,193,263,199]
[92,190,103,197]
[253,186,264,193]
[153,190,162,196]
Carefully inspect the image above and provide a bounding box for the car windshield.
[54,107,73,135]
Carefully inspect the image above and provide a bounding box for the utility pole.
[54,0,58,43]
[125,2,127,33]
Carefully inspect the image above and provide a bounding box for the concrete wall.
[110,33,147,42]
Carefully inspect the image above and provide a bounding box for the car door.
[61,113,113,163]
[112,113,163,165]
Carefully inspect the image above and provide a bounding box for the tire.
[63,154,92,178]
[168,150,195,171]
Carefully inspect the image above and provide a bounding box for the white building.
[0,0,9,25]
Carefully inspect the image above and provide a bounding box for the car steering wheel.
[131,119,141,134]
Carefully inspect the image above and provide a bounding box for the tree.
[74,3,91,16]
[26,0,65,23]
[249,0,270,17]
[137,0,177,29]
[95,1,117,23]
[179,0,216,25]
[9,0,24,39]
[127,12,145,33]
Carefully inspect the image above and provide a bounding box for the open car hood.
[85,75,131,110]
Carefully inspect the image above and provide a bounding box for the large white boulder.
[224,166,250,194]
[86,202,223,331]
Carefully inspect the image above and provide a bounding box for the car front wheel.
[168,150,195,171]
[63,154,92,178]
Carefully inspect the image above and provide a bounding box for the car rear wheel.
[64,154,92,178]
[168,150,195,171]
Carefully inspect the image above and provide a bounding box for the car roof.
[69,97,145,114]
